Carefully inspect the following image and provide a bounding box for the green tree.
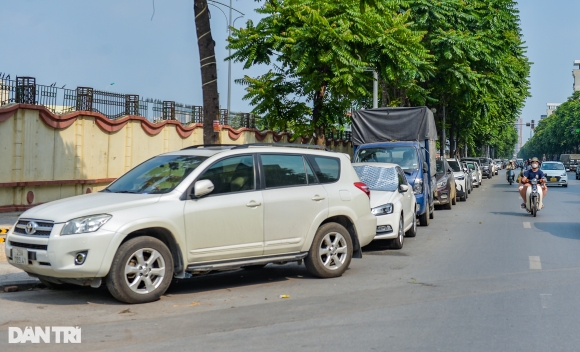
[228,0,430,145]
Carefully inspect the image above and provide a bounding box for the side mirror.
[192,179,214,198]
[423,162,428,173]
[399,184,410,193]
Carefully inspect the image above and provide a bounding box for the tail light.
[354,182,370,198]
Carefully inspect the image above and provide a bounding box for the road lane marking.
[523,222,531,228]
[540,294,552,309]
[529,256,542,270]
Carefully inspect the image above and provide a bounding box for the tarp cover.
[351,107,438,146]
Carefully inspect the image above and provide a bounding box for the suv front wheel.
[106,236,174,304]
[305,223,353,278]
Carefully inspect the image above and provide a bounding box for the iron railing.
[0,73,352,140]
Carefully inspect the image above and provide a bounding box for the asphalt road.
[2,170,580,351]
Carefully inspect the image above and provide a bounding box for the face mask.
[532,163,539,169]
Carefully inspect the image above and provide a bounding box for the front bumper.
[5,225,117,280]
[373,213,400,240]
[545,176,567,186]
[433,188,450,205]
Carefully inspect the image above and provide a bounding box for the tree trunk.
[312,85,326,146]
[449,117,455,157]
[194,0,219,144]
[380,79,388,107]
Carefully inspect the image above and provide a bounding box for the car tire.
[405,210,417,238]
[444,198,452,210]
[419,205,430,226]
[563,184,568,188]
[429,205,434,219]
[304,223,353,278]
[389,215,405,250]
[105,236,174,304]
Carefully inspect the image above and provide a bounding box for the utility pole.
[372,70,378,109]
[227,0,233,115]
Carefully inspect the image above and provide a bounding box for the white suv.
[5,145,376,303]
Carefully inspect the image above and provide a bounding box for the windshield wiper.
[114,190,139,194]
[101,188,112,193]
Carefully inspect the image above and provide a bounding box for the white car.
[6,145,377,303]
[447,158,468,201]
[541,161,568,187]
[352,163,417,249]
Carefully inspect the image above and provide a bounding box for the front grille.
[9,241,48,250]
[13,219,54,237]
[547,176,561,181]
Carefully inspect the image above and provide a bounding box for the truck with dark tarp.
[351,107,437,226]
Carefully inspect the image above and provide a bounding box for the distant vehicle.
[463,160,482,187]
[541,161,568,187]
[464,157,493,179]
[447,158,469,201]
[463,161,479,188]
[559,154,580,171]
[434,159,457,209]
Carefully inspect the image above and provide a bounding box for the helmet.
[531,157,540,162]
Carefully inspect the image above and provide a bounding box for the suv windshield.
[542,163,564,170]
[105,155,208,194]
[355,146,419,172]
[448,160,461,172]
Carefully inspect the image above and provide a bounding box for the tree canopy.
[228,0,530,153]
[519,91,580,160]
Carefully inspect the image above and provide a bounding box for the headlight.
[561,172,567,176]
[372,204,393,216]
[455,175,465,180]
[413,178,423,194]
[437,179,447,188]
[61,214,112,235]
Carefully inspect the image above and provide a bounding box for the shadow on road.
[0,264,315,305]
[534,222,580,240]
[488,211,530,217]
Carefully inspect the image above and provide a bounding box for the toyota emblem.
[25,221,38,235]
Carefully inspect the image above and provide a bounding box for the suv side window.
[197,155,255,195]
[261,154,308,188]
[305,155,340,183]
[304,158,318,184]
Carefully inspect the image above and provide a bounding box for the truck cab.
[354,141,434,226]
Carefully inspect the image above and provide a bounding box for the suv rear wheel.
[106,236,174,304]
[305,223,353,278]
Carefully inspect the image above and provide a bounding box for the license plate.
[13,247,28,265]
[550,177,557,182]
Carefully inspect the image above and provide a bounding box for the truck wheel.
[106,236,174,304]
[305,223,352,278]
[419,206,430,226]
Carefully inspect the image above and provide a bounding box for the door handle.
[246,201,262,207]
[311,195,326,201]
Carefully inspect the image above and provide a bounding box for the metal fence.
[0,73,352,140]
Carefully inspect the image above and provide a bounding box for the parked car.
[434,159,457,209]
[464,160,482,187]
[541,161,568,187]
[576,163,580,180]
[463,158,491,180]
[462,161,476,190]
[352,163,417,249]
[6,145,377,304]
[447,158,469,201]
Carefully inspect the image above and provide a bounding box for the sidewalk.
[0,262,39,289]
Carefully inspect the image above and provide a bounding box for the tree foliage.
[519,92,580,160]
[228,0,530,153]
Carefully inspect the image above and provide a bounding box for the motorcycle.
[506,169,515,185]
[525,177,544,217]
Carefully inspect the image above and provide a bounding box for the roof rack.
[231,143,330,151]
[181,144,239,150]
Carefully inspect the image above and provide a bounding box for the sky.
[2,0,579,141]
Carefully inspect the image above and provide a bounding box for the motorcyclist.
[519,157,547,209]
[506,160,516,181]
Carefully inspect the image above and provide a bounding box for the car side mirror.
[398,184,410,193]
[192,179,214,198]
[423,162,428,173]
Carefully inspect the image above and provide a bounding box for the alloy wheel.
[319,232,348,270]
[124,248,166,295]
